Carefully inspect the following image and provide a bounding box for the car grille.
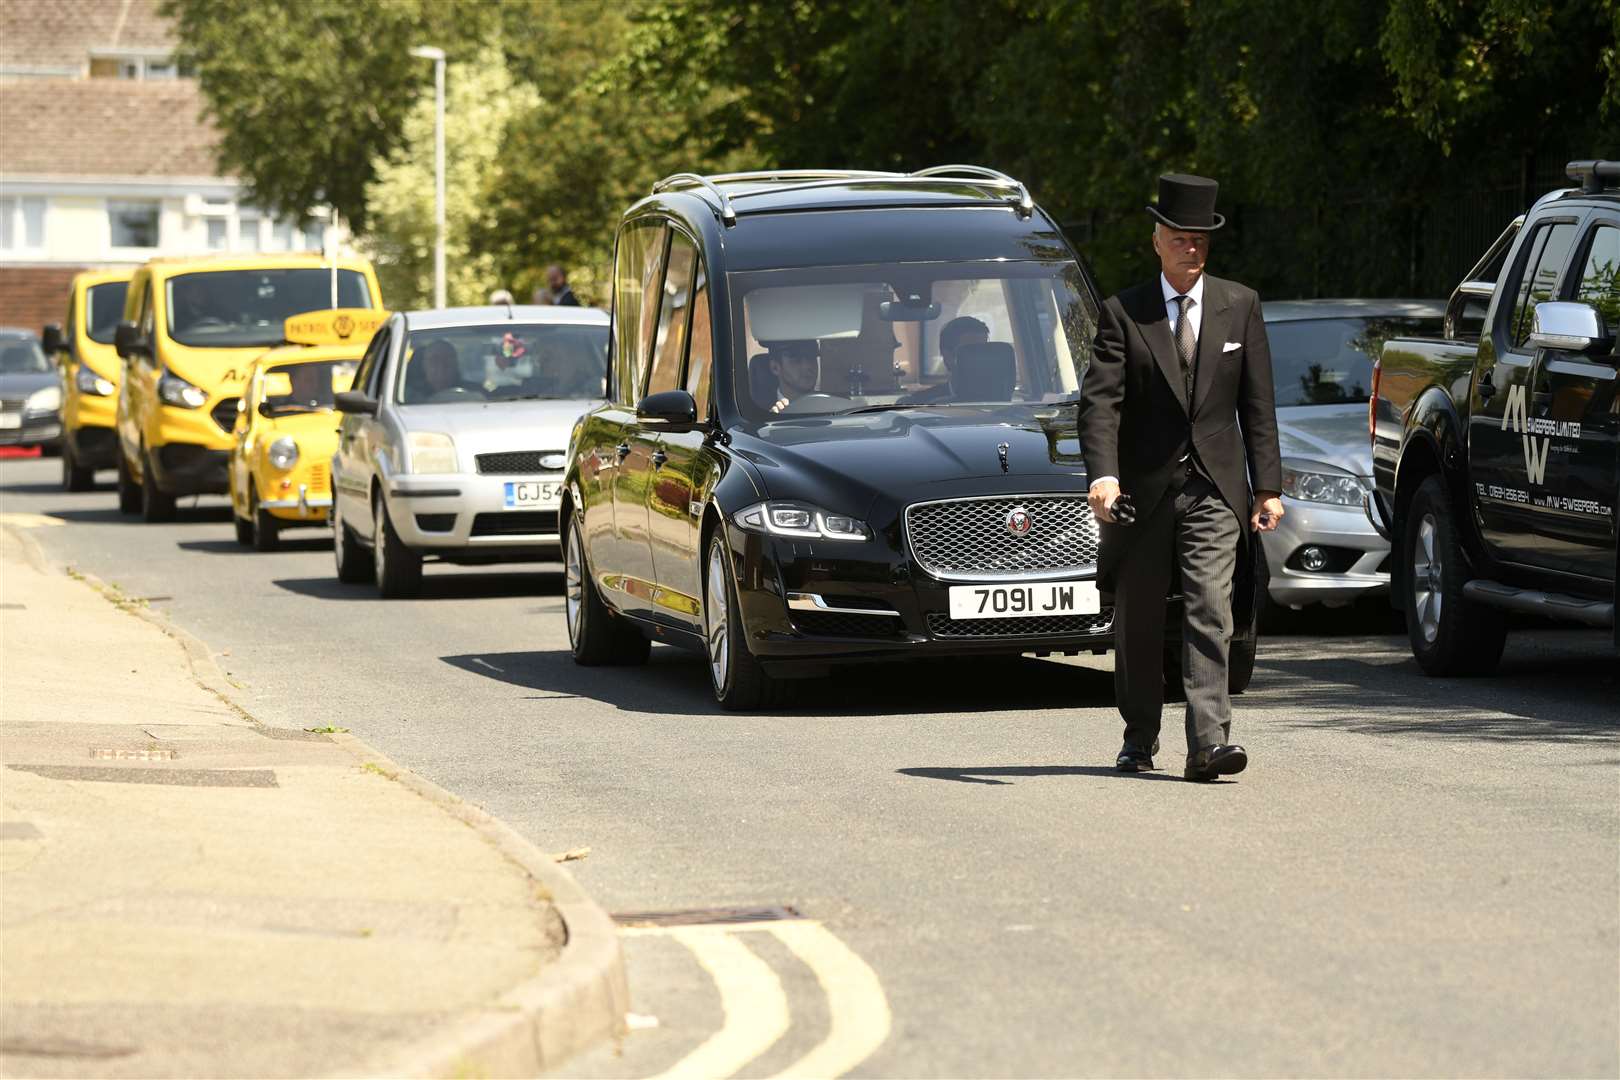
[476,451,562,475]
[926,610,1114,639]
[0,398,24,417]
[905,494,1100,580]
[792,611,906,638]
[469,510,559,537]
[210,397,240,433]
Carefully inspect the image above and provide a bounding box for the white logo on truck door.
[1498,383,1550,484]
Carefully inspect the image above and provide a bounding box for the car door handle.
[651,449,668,468]
[615,442,631,460]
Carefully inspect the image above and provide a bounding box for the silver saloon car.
[331,305,608,597]
[1262,299,1444,609]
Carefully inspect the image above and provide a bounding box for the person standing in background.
[534,265,579,307]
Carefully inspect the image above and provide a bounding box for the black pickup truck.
[1370,160,1618,674]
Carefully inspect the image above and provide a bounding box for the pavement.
[0,519,626,1078]
[2,456,1617,1079]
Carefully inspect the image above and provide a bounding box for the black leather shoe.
[1116,738,1162,772]
[1184,744,1248,781]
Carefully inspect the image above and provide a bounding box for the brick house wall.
[0,266,87,334]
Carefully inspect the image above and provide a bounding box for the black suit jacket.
[1079,274,1282,588]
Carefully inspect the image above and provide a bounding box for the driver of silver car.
[409,338,463,400]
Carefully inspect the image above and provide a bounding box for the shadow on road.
[274,571,564,601]
[442,649,1116,717]
[41,504,233,526]
[1254,630,1618,742]
[178,537,331,556]
[897,764,1186,785]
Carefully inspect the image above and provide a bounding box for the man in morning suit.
[1078,173,1284,781]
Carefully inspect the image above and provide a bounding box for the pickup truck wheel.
[704,532,787,710]
[332,497,373,583]
[139,450,176,523]
[564,511,649,666]
[371,491,422,599]
[116,452,140,514]
[1404,476,1506,676]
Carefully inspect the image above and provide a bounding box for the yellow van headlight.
[408,431,457,474]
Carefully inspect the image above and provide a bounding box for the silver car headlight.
[266,436,299,471]
[734,500,871,541]
[26,385,62,412]
[1280,458,1367,507]
[157,370,207,409]
[408,431,458,474]
[75,366,115,397]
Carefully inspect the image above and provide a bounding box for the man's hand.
[1089,479,1121,524]
[1251,493,1284,532]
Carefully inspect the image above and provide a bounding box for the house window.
[237,213,261,251]
[108,200,160,248]
[0,197,47,250]
[206,218,228,250]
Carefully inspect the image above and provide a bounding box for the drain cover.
[90,748,179,761]
[612,905,801,928]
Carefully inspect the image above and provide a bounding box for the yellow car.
[42,268,133,491]
[229,308,386,550]
[113,252,383,522]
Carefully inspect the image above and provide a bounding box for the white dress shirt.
[1087,272,1207,492]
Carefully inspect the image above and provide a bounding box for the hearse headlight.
[74,367,115,397]
[266,436,299,471]
[734,500,871,541]
[1280,458,1367,507]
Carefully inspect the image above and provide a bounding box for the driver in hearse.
[900,315,990,404]
[767,339,822,413]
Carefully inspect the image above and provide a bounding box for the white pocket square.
[1222,341,1242,353]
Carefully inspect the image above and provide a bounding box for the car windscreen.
[396,323,608,405]
[1267,315,1442,406]
[86,281,130,344]
[165,269,373,348]
[258,358,358,415]
[728,258,1096,422]
[0,335,48,374]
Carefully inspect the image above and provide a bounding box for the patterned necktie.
[1175,294,1197,403]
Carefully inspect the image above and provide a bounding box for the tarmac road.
[3,456,1616,1079]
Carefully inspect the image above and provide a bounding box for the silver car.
[1262,299,1444,609]
[330,305,608,597]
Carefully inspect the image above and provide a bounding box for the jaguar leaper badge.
[1005,505,1032,536]
[997,441,1010,473]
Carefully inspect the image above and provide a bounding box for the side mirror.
[41,324,65,355]
[636,389,698,430]
[333,389,378,415]
[114,321,147,361]
[1528,301,1607,353]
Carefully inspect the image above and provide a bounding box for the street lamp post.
[409,45,447,309]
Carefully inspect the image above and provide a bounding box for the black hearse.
[563,167,1260,708]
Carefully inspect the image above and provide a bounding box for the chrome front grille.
[905,493,1100,581]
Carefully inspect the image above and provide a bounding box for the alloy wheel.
[705,540,729,690]
[564,519,584,648]
[1411,513,1441,644]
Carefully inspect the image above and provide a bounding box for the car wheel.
[372,491,422,598]
[62,442,94,492]
[233,508,254,546]
[251,484,280,552]
[139,449,176,523]
[1404,475,1506,676]
[116,451,140,514]
[564,510,650,665]
[704,531,785,710]
[332,496,373,583]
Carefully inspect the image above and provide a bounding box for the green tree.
[163,0,493,231]
[362,47,539,309]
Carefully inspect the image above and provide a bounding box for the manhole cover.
[612,905,801,928]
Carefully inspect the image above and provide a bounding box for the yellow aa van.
[229,308,387,551]
[113,253,383,521]
[41,268,132,490]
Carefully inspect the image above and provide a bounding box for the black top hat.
[1147,172,1225,231]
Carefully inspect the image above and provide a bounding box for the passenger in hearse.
[763,339,822,413]
[900,315,990,403]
